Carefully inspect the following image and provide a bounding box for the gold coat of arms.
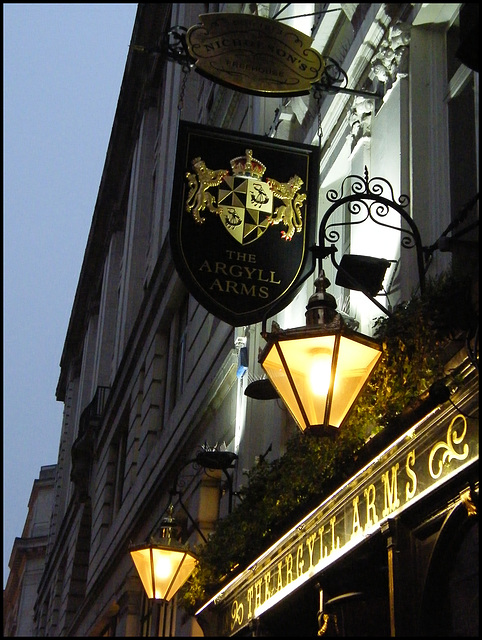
[185,149,307,244]
[170,121,319,326]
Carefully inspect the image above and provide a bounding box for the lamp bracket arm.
[319,168,426,295]
[312,57,382,102]
[176,491,208,544]
[130,26,195,73]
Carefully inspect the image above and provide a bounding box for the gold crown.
[230,149,266,179]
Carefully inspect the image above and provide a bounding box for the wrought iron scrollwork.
[163,26,195,72]
[313,56,348,97]
[318,166,426,301]
[130,26,195,73]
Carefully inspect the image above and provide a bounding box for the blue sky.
[3,3,138,588]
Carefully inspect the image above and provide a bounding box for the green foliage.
[181,270,476,613]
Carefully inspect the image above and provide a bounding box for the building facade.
[4,465,56,636]
[23,3,479,636]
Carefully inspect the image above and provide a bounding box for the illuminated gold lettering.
[285,554,293,584]
[405,450,417,502]
[352,495,363,538]
[277,560,283,591]
[296,543,304,577]
[382,463,400,517]
[330,516,340,551]
[230,600,244,631]
[255,578,263,609]
[306,533,317,567]
[259,286,269,298]
[364,484,379,530]
[264,572,272,601]
[318,525,328,559]
[246,586,254,618]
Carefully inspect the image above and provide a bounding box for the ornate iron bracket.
[133,28,380,101]
[316,166,426,316]
[130,26,195,72]
[312,57,382,101]
[168,444,239,541]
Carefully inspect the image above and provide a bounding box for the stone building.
[4,465,56,636]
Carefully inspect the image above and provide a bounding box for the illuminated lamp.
[130,504,198,601]
[259,270,382,436]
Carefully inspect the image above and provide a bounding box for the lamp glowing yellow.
[309,350,333,396]
[260,328,381,436]
[130,543,198,601]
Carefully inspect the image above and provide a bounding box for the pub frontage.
[20,4,477,637]
[196,353,478,637]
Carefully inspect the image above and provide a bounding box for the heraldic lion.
[185,158,229,224]
[265,175,306,241]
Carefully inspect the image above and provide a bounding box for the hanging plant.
[181,269,477,613]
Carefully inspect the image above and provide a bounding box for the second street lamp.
[259,270,382,436]
[129,505,198,602]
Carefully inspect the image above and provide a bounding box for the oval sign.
[186,13,325,97]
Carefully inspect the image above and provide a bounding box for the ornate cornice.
[369,22,411,89]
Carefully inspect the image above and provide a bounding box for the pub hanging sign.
[185,13,325,97]
[169,121,319,326]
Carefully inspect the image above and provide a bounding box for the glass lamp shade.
[130,542,198,601]
[259,325,382,436]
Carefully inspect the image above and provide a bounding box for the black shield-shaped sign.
[170,121,319,326]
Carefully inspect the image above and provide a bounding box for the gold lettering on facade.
[296,543,304,577]
[429,415,469,479]
[264,572,272,601]
[364,484,379,530]
[318,525,328,559]
[329,516,340,551]
[247,586,254,618]
[306,532,317,567]
[286,554,293,584]
[352,495,363,538]
[254,578,263,609]
[277,561,283,591]
[232,406,476,635]
[382,463,401,517]
[231,600,244,631]
[405,450,417,501]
